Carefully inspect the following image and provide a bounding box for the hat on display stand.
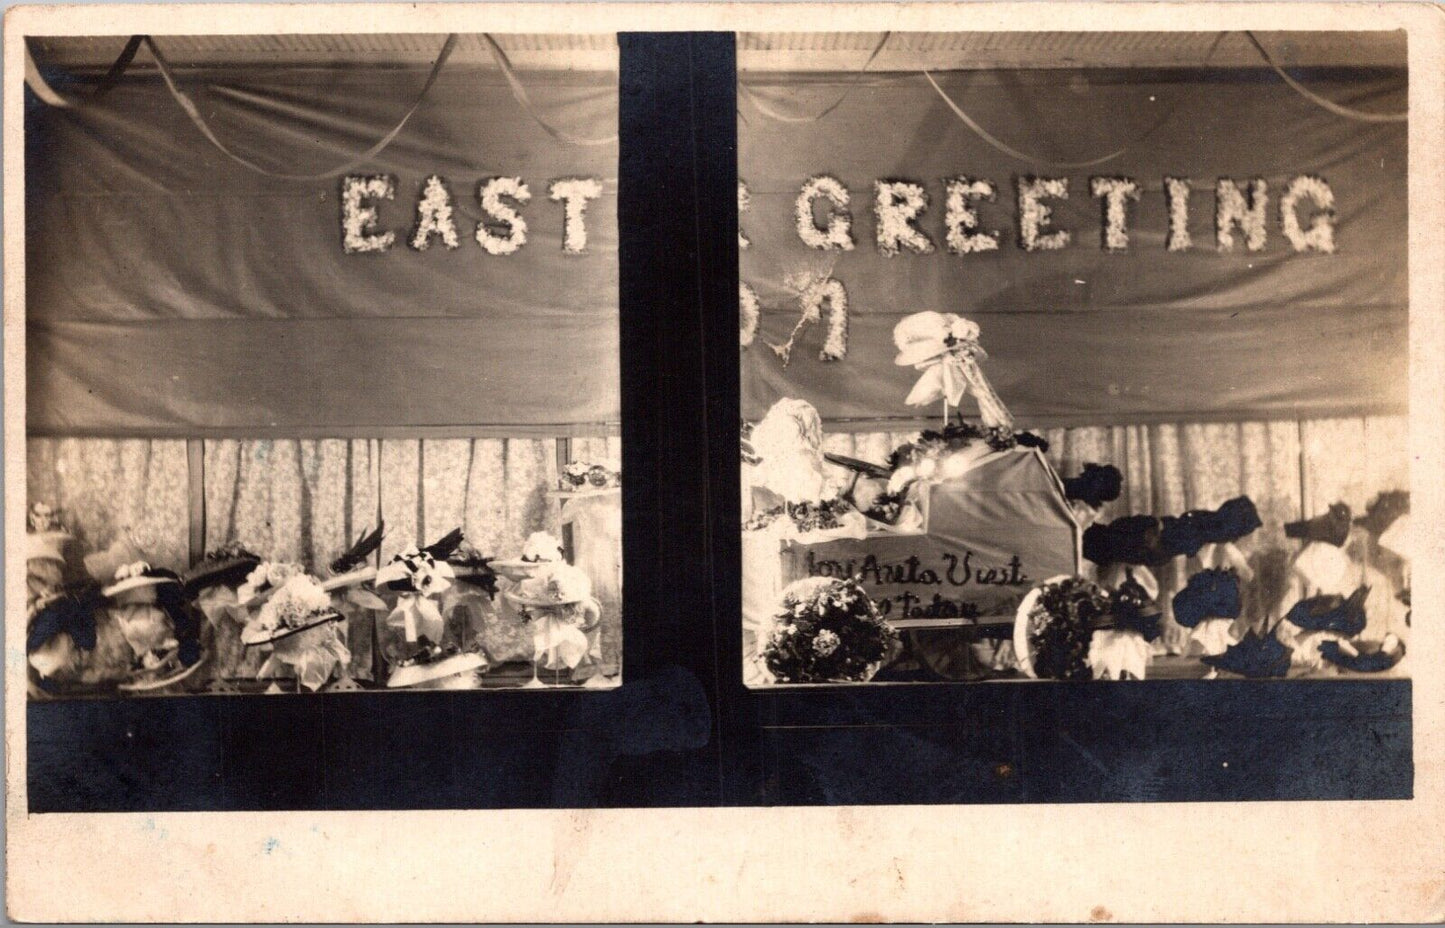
[27,502,72,565]
[240,573,349,692]
[492,530,567,581]
[104,561,208,693]
[505,563,603,687]
[375,528,490,688]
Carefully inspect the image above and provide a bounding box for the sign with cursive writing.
[779,449,1080,629]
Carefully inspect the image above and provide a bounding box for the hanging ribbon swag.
[892,311,1014,429]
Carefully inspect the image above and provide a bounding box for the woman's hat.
[506,563,594,607]
[27,584,103,654]
[27,530,72,565]
[180,543,262,597]
[1354,490,1408,537]
[1063,463,1122,510]
[892,311,982,367]
[1284,502,1353,548]
[1284,585,1369,636]
[102,561,181,598]
[1083,515,1168,567]
[1317,635,1405,673]
[1171,568,1241,628]
[385,648,486,689]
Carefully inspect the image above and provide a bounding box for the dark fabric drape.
[739,68,1407,427]
[26,64,619,435]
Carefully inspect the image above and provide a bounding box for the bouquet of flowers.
[1014,575,1112,681]
[762,577,900,684]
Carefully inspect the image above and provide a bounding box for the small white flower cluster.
[115,560,151,581]
[1215,178,1268,253]
[549,177,604,254]
[522,531,565,563]
[238,561,302,603]
[812,629,841,657]
[738,180,751,250]
[945,177,1000,255]
[477,177,531,256]
[874,180,934,256]
[1090,177,1140,252]
[409,175,460,251]
[804,277,848,362]
[796,175,855,252]
[259,574,333,631]
[1280,174,1336,254]
[1165,177,1193,252]
[739,281,760,348]
[1016,176,1070,252]
[341,175,397,254]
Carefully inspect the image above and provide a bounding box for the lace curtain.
[28,421,1401,654]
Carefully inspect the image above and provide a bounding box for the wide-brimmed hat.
[385,647,486,689]
[493,530,566,577]
[102,561,181,598]
[27,530,72,565]
[240,574,345,646]
[27,584,103,656]
[892,311,982,367]
[505,563,594,608]
[1318,635,1405,673]
[180,543,262,597]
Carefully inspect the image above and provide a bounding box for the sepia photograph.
[739,31,1411,692]
[4,4,1442,924]
[22,32,623,697]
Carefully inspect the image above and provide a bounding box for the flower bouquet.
[761,577,900,684]
[1013,575,1111,681]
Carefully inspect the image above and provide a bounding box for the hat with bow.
[892,311,1013,429]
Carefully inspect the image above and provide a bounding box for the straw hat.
[892,312,982,367]
[505,563,594,608]
[101,561,181,599]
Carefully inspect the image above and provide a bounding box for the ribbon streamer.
[1245,31,1407,124]
[923,70,1128,170]
[482,33,617,147]
[25,35,144,109]
[145,33,458,181]
[739,32,892,124]
[390,594,445,644]
[905,341,1014,430]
